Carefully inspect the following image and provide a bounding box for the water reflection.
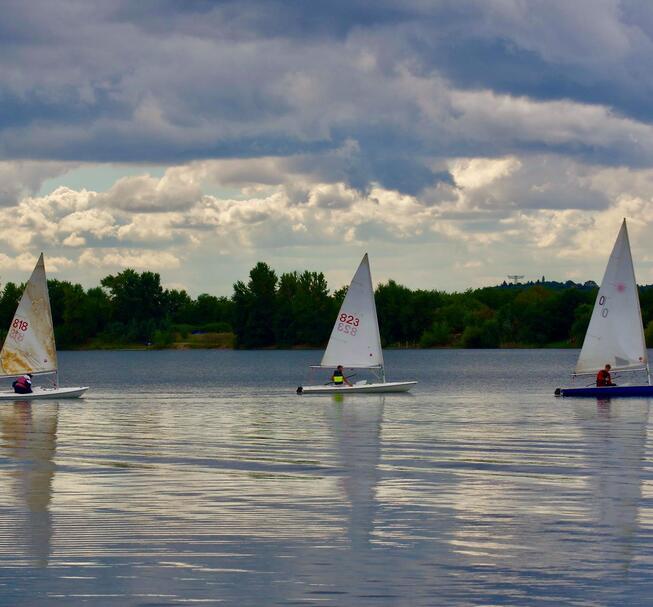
[574,400,649,582]
[0,350,652,606]
[0,401,59,567]
[326,396,384,551]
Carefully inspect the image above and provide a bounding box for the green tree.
[461,319,500,348]
[233,262,278,348]
[47,279,69,327]
[0,282,22,330]
[101,269,166,341]
[193,294,234,328]
[164,289,194,324]
[293,271,333,346]
[510,286,554,345]
[274,272,299,347]
[376,281,441,346]
[646,320,653,348]
[58,283,89,346]
[419,321,451,347]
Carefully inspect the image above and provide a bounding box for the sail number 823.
[337,313,359,336]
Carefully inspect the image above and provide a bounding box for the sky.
[3,0,653,295]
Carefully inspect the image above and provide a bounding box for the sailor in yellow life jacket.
[332,365,353,387]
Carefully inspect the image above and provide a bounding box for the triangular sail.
[0,254,58,376]
[575,220,647,374]
[321,254,384,368]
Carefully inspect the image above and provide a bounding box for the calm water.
[1,349,653,606]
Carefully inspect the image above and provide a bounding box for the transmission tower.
[507,275,524,284]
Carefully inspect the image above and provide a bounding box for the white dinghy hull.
[297,253,417,396]
[0,386,88,401]
[298,381,416,395]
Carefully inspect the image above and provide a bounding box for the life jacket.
[14,375,31,392]
[596,369,611,386]
[332,371,344,385]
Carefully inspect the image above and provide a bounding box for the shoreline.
[61,343,581,351]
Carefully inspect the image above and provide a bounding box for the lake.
[1,349,652,606]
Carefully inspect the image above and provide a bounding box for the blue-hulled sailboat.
[556,219,652,397]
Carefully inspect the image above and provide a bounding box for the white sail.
[575,220,647,375]
[321,254,384,369]
[0,254,58,376]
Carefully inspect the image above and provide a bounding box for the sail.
[321,254,384,368]
[0,254,58,376]
[575,220,647,374]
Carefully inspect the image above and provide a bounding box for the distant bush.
[171,324,194,338]
[153,329,174,347]
[419,321,451,348]
[200,321,232,333]
[645,320,653,348]
[461,320,500,348]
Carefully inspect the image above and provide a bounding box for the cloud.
[57,208,117,240]
[4,1,653,196]
[96,169,202,212]
[451,157,521,190]
[78,249,182,271]
[0,252,73,274]
[0,161,76,205]
[1,154,653,292]
[6,2,653,291]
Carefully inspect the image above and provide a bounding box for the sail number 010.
[337,313,360,336]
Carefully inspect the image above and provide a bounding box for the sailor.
[12,373,33,394]
[596,364,616,387]
[332,365,352,387]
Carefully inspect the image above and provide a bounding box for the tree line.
[1,263,653,349]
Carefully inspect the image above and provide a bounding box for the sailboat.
[297,254,417,394]
[0,254,88,400]
[556,219,653,397]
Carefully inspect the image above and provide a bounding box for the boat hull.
[298,381,417,395]
[0,386,88,401]
[556,385,653,398]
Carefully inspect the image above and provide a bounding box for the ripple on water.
[0,349,652,606]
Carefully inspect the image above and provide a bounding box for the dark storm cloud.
[3,0,653,193]
[416,1,653,124]
[110,0,416,39]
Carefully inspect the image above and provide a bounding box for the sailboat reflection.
[575,399,649,576]
[0,401,59,566]
[325,395,384,551]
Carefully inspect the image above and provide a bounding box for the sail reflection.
[574,400,649,577]
[0,401,59,567]
[325,396,384,551]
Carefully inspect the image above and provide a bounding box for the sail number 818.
[9,318,28,342]
[337,313,360,336]
[12,319,29,331]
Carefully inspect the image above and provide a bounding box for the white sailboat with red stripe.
[297,254,416,395]
[0,254,88,400]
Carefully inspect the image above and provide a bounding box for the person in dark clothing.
[12,373,33,394]
[596,364,616,387]
[332,365,352,387]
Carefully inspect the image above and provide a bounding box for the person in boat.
[332,365,353,387]
[12,373,33,394]
[596,364,616,387]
